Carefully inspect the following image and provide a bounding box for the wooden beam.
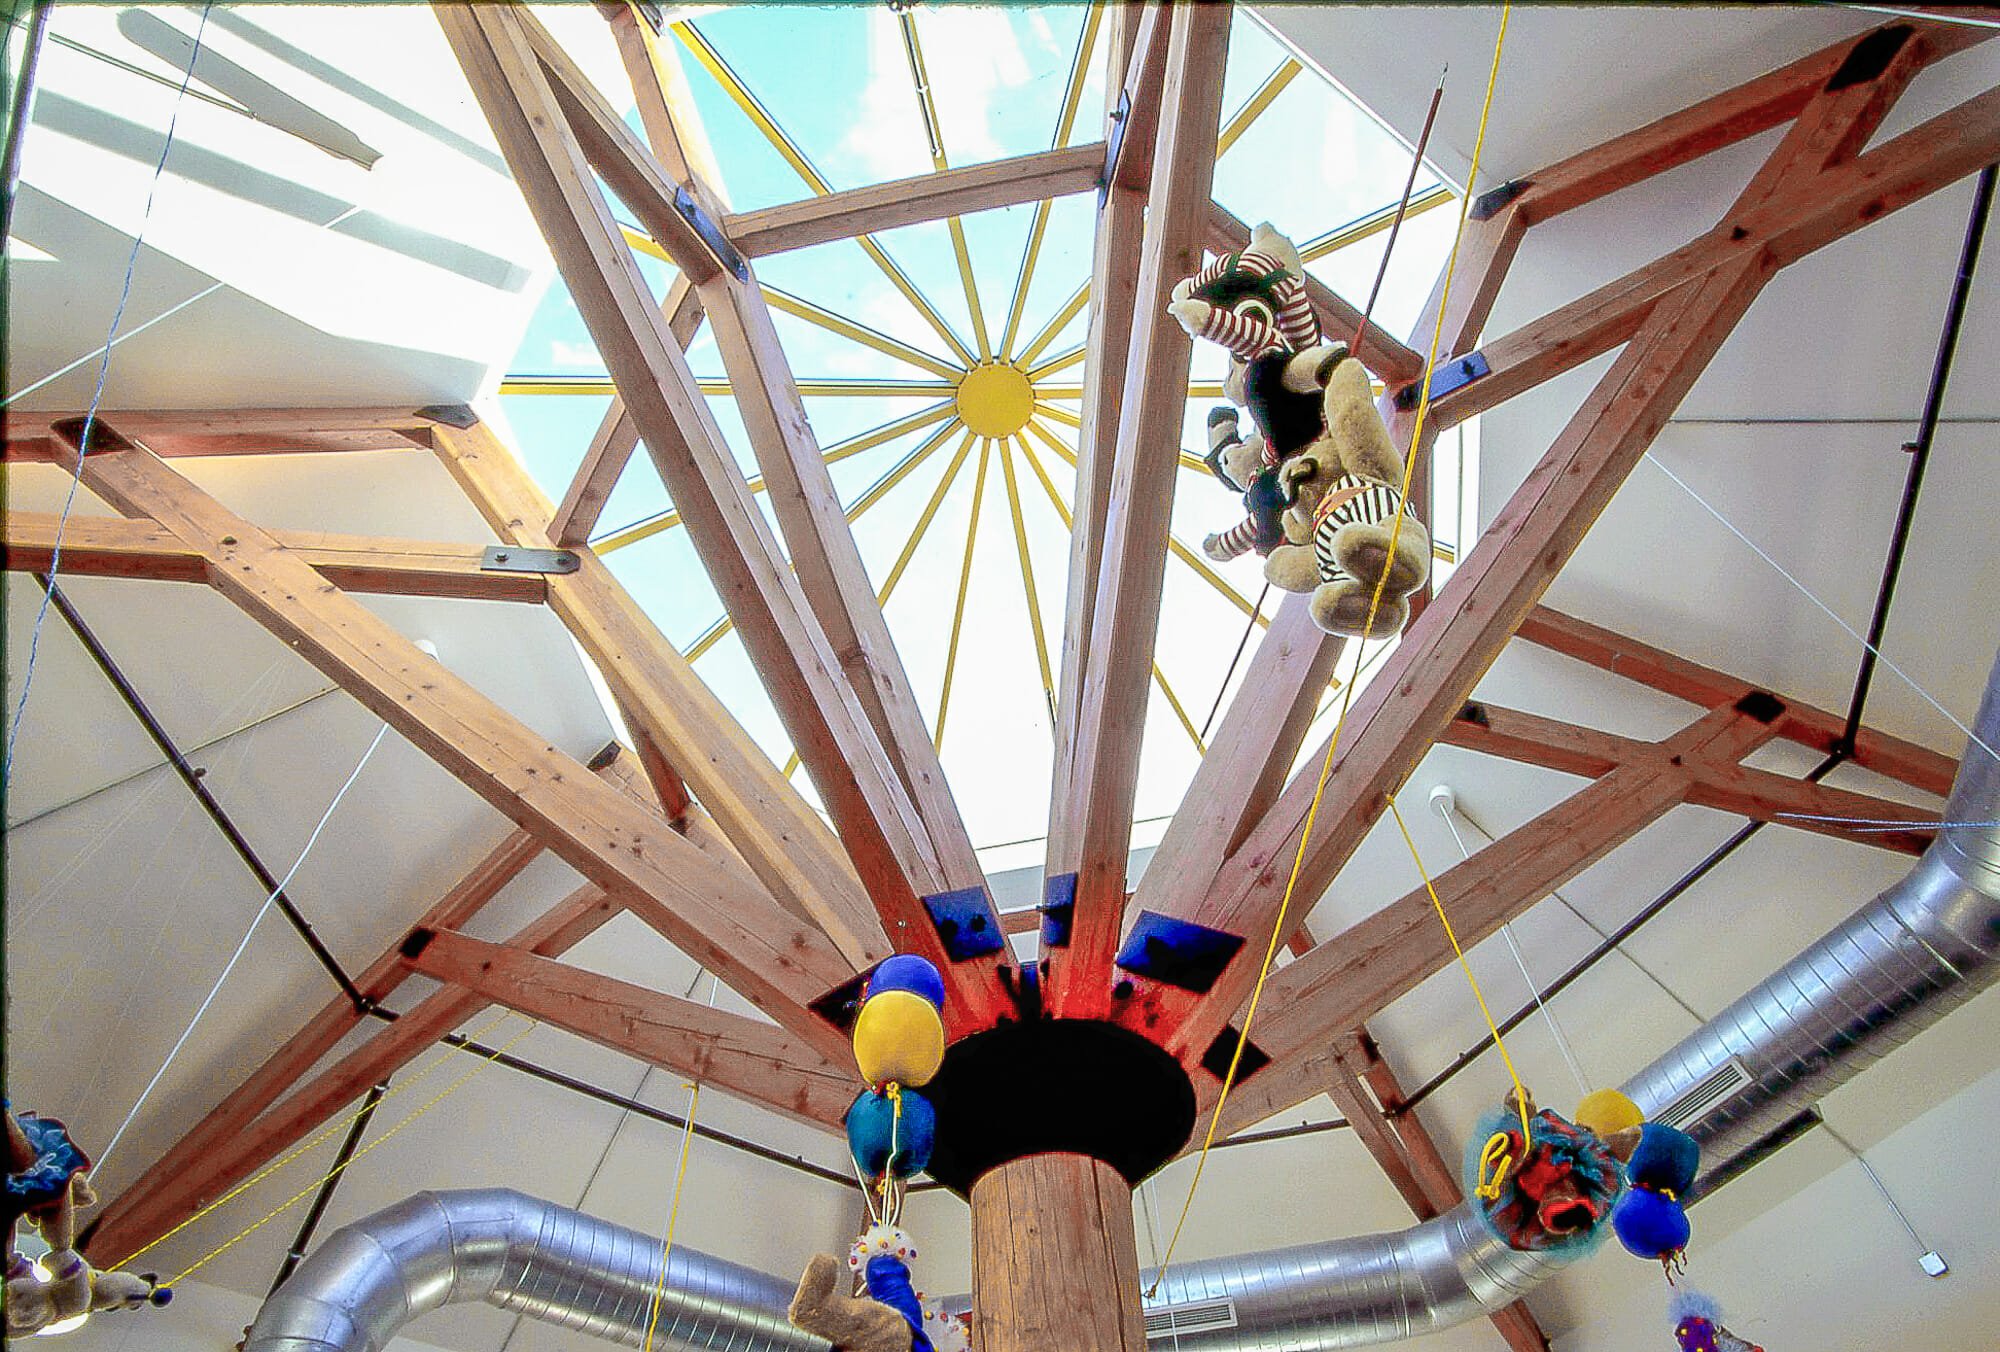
[86,880,622,1268]
[437,7,963,986]
[69,432,857,1051]
[405,927,853,1131]
[1207,201,1427,386]
[1158,255,1774,1066]
[970,1155,1145,1352]
[1507,19,1989,225]
[4,407,436,462]
[548,273,705,547]
[3,511,550,603]
[1046,3,1161,871]
[431,420,892,967]
[725,144,1106,258]
[1046,1,1232,1021]
[556,1,1013,1020]
[1516,606,1957,796]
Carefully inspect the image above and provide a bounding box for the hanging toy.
[1463,1088,1624,1254]
[5,1105,171,1338]
[1614,1121,1701,1272]
[1573,1088,1646,1138]
[792,956,961,1352]
[1169,223,1431,639]
[1670,1289,1765,1352]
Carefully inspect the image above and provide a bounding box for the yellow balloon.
[853,989,946,1088]
[1573,1088,1643,1137]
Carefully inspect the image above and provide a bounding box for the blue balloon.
[1627,1123,1700,1197]
[845,1089,936,1179]
[868,954,946,1011]
[1613,1187,1691,1261]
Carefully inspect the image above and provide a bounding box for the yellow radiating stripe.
[878,429,979,603]
[1033,400,1081,430]
[1299,183,1456,264]
[1023,419,1267,627]
[1017,283,1089,367]
[1216,59,1301,158]
[593,403,955,554]
[999,437,1056,710]
[1152,658,1208,755]
[762,285,963,379]
[1028,346,1087,380]
[898,11,993,362]
[999,3,1102,359]
[671,18,977,366]
[933,440,993,753]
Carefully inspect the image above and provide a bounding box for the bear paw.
[1309,580,1410,639]
[1331,519,1430,600]
[1167,297,1212,335]
[1264,543,1320,594]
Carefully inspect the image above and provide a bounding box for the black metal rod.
[268,1081,385,1296]
[36,576,370,1011]
[1838,163,1995,754]
[1,0,51,246]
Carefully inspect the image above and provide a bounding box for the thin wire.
[1776,812,1982,830]
[3,1,216,784]
[1198,582,1268,743]
[1147,8,1512,1295]
[1388,799,1533,1141]
[167,1017,540,1286]
[1435,799,1590,1097]
[641,1080,702,1352]
[98,721,391,1174]
[1642,451,1999,768]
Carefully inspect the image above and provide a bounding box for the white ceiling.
[9,6,2000,1352]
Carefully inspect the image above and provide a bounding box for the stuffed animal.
[1200,407,1292,562]
[790,1222,942,1352]
[1464,1088,1626,1255]
[4,1107,170,1336]
[1671,1290,1765,1352]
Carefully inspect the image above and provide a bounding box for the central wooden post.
[969,1153,1146,1351]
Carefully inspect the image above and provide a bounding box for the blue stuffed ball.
[868,954,947,1011]
[845,1088,937,1179]
[1613,1186,1691,1260]
[1626,1123,1700,1197]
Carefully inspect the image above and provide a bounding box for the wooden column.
[970,1154,1145,1352]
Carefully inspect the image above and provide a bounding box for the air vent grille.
[1651,1057,1753,1131]
[1146,1298,1237,1339]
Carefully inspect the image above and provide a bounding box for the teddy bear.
[1169,225,1430,637]
[1259,348,1432,638]
[5,1106,170,1337]
[789,1221,965,1352]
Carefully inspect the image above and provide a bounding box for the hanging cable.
[1198,582,1267,743]
[641,968,715,1352]
[4,1,216,784]
[1147,7,1513,1295]
[98,721,391,1174]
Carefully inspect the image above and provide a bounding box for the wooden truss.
[7,8,1991,1348]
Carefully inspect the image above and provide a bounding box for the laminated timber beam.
[1045,2,1165,870]
[403,927,854,1132]
[2,512,549,603]
[4,407,436,461]
[63,427,858,1057]
[1044,0,1230,1021]
[431,418,887,966]
[1150,26,1996,1071]
[437,4,1013,1028]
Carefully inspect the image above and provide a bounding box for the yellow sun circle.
[954,362,1035,439]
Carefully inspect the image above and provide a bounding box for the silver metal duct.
[241,1188,827,1352]
[1135,1201,1564,1348]
[1620,650,2000,1192]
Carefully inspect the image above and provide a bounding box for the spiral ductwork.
[241,1188,825,1352]
[1620,647,2000,1193]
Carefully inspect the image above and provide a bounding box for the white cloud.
[549,339,604,369]
[839,7,1031,182]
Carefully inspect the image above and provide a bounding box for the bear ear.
[1249,221,1303,274]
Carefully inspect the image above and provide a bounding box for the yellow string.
[1387,799,1532,1146]
[641,1081,701,1352]
[111,1007,521,1272]
[1146,6,1511,1295]
[163,1018,540,1287]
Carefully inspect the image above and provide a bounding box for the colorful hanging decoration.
[791,955,963,1352]
[5,1105,170,1338]
[1463,1088,1625,1255]
[1671,1289,1765,1352]
[1614,1121,1701,1274]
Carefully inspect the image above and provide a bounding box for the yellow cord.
[163,1018,540,1286]
[1388,799,1532,1145]
[112,1007,521,1272]
[1146,7,1511,1295]
[641,1081,702,1352]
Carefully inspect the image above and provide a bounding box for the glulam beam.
[1045,1,1231,1021]
[5,407,434,461]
